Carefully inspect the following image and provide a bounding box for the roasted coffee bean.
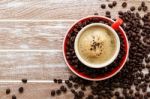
[78,91,84,97]
[60,86,67,93]
[115,91,120,97]
[130,6,135,11]
[51,90,55,96]
[101,4,106,9]
[112,1,117,6]
[108,3,113,8]
[74,84,79,89]
[147,92,150,97]
[18,87,24,93]
[141,1,145,7]
[56,90,61,95]
[67,82,73,88]
[106,11,110,15]
[135,91,140,97]
[129,89,133,94]
[94,12,99,15]
[138,6,142,11]
[122,2,127,8]
[6,88,11,95]
[12,95,17,99]
[58,79,62,84]
[22,79,27,84]
[143,6,148,12]
[53,79,57,83]
[81,85,86,91]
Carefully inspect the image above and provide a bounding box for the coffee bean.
[22,79,27,84]
[51,90,55,96]
[135,91,140,97]
[143,6,148,12]
[18,87,24,93]
[81,85,86,91]
[106,11,110,15]
[53,79,57,83]
[58,79,62,84]
[147,92,150,97]
[101,4,106,9]
[12,95,17,99]
[108,3,113,8]
[141,1,145,7]
[6,88,11,95]
[115,91,120,97]
[94,12,98,15]
[112,1,117,6]
[130,6,135,11]
[60,86,67,93]
[56,90,61,95]
[138,6,142,11]
[78,91,84,98]
[122,2,127,8]
[74,84,79,89]
[129,89,133,94]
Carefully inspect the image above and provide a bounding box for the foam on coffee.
[78,25,117,65]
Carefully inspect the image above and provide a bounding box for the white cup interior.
[74,23,120,68]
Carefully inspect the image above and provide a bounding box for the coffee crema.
[78,25,117,65]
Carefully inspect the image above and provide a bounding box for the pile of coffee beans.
[52,1,150,99]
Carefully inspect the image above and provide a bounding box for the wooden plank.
[0,0,149,19]
[0,51,72,80]
[0,21,74,50]
[0,83,93,99]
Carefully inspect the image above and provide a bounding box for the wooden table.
[0,0,149,99]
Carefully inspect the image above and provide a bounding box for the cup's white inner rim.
[74,23,120,68]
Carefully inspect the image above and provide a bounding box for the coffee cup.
[63,16,129,81]
[74,22,121,68]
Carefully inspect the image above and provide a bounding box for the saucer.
[63,16,129,81]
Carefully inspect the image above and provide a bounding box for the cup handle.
[111,18,123,30]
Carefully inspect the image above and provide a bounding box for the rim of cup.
[74,23,120,68]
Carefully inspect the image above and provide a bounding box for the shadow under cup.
[63,16,129,81]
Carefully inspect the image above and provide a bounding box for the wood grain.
[0,21,73,50]
[0,0,149,99]
[0,51,71,80]
[0,0,149,20]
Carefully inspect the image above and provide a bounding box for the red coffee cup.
[63,16,129,81]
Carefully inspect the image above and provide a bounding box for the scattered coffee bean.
[130,6,136,11]
[58,79,62,84]
[94,12,99,15]
[101,4,106,9]
[18,87,24,93]
[6,88,11,95]
[141,1,145,7]
[147,92,150,97]
[112,1,117,6]
[60,86,67,93]
[22,79,27,84]
[53,79,57,83]
[143,6,148,12]
[12,95,17,99]
[106,11,110,15]
[51,90,55,96]
[56,90,61,95]
[108,3,113,8]
[138,6,142,11]
[122,2,127,8]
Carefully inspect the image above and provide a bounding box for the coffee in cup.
[74,23,120,68]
